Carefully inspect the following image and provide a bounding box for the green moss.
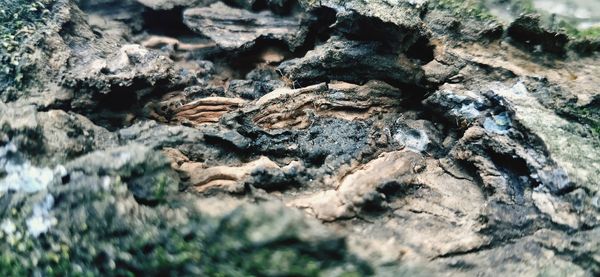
[563,105,600,139]
[578,27,600,38]
[430,0,495,21]
[0,206,367,277]
[484,0,600,42]
[0,156,367,277]
[0,254,28,276]
[153,174,170,202]
[229,248,323,276]
[581,110,600,138]
[553,15,600,40]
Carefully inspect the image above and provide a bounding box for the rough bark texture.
[1,0,599,276]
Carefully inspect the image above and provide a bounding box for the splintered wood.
[150,80,407,129]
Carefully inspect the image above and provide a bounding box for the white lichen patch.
[394,127,430,152]
[0,219,16,235]
[0,143,67,196]
[443,90,486,120]
[0,143,66,238]
[101,176,112,190]
[456,102,481,119]
[26,194,57,237]
[0,162,55,194]
[483,112,511,135]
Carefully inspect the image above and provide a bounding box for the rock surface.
[1,0,599,275]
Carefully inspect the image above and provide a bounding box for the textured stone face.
[1,0,600,276]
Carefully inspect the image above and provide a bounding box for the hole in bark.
[406,36,435,63]
[489,151,535,203]
[142,7,197,37]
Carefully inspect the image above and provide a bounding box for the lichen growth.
[0,0,53,90]
[153,174,170,202]
[550,91,600,139]
[565,105,600,139]
[430,0,495,21]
